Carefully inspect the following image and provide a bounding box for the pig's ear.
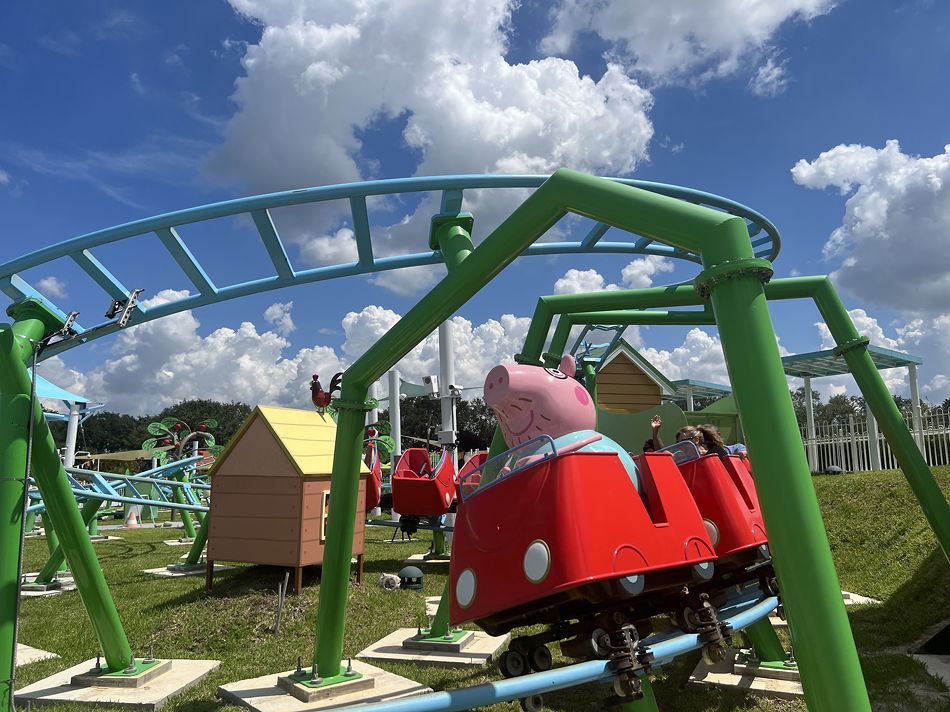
[558,354,577,378]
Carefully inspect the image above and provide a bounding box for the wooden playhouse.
[205,405,368,593]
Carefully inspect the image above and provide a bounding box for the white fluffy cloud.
[39,295,535,414]
[263,301,295,336]
[542,0,833,85]
[0,167,10,185]
[792,141,950,402]
[748,53,790,97]
[811,308,919,398]
[792,140,950,314]
[208,0,654,292]
[37,275,68,299]
[640,328,729,384]
[554,256,674,295]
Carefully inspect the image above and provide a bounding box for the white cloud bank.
[793,140,950,402]
[541,0,834,86]
[208,0,655,291]
[38,255,728,414]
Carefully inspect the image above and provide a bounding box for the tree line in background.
[48,396,498,458]
[48,388,948,458]
[789,386,950,428]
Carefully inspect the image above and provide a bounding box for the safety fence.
[801,408,950,472]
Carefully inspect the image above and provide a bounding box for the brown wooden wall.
[207,416,365,567]
[597,353,662,414]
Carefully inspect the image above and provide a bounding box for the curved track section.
[347,594,779,712]
[0,175,779,361]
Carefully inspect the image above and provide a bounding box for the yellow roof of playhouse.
[211,405,368,477]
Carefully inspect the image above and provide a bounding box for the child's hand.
[651,415,662,431]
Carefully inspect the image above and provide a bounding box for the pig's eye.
[545,368,567,379]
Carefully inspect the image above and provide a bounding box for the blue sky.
[2,1,950,414]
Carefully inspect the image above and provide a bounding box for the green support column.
[695,246,869,708]
[184,513,208,566]
[172,472,196,538]
[813,279,950,563]
[0,331,33,712]
[43,518,68,573]
[582,361,597,401]
[313,175,564,677]
[0,300,132,675]
[37,498,103,584]
[744,619,786,664]
[620,677,658,711]
[428,581,451,638]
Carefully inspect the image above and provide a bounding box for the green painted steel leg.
[582,361,597,401]
[429,581,451,638]
[87,512,99,536]
[0,353,32,712]
[431,531,447,557]
[620,677,657,711]
[43,518,68,573]
[744,618,786,664]
[1,300,132,674]
[313,403,368,677]
[813,280,950,563]
[704,266,869,710]
[173,473,196,539]
[37,498,102,584]
[184,514,208,566]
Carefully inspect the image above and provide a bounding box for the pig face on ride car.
[483,355,595,446]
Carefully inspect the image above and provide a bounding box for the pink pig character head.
[483,355,595,447]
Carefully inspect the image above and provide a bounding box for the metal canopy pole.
[804,375,817,472]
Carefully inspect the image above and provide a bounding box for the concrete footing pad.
[15,658,220,710]
[841,590,881,605]
[20,572,76,597]
[16,643,59,666]
[143,564,235,578]
[911,654,950,688]
[163,539,196,546]
[690,648,803,699]
[358,628,510,668]
[218,660,430,712]
[404,553,450,566]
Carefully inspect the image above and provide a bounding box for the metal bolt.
[344,658,356,677]
[144,644,155,664]
[125,655,137,674]
[296,656,303,676]
[309,664,322,685]
[95,654,102,673]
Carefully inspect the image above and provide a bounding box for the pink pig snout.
[483,364,512,409]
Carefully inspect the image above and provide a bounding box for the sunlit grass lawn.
[14,467,950,711]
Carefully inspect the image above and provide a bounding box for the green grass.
[14,467,950,711]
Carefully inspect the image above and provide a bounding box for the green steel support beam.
[514,210,869,707]
[765,276,950,563]
[314,171,589,677]
[1,300,132,687]
[173,472,197,539]
[184,514,209,566]
[0,329,34,712]
[744,618,787,664]
[43,518,68,573]
[621,677,658,711]
[582,361,597,401]
[548,307,716,362]
[429,581,451,638]
[520,284,704,364]
[36,498,103,584]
